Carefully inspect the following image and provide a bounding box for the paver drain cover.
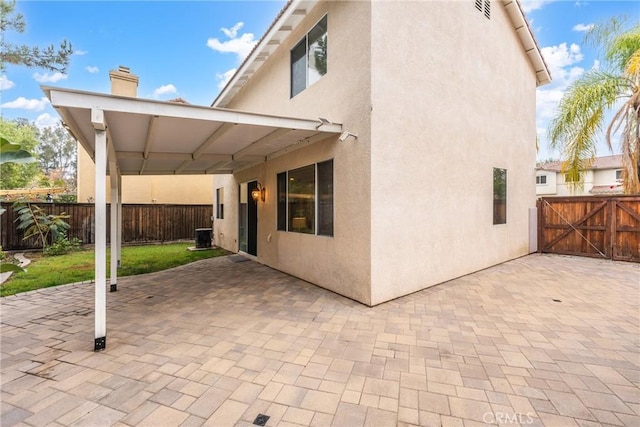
[253,414,270,426]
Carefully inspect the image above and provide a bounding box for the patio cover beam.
[45,87,342,133]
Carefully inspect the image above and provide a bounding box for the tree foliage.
[548,16,640,194]
[13,201,70,249]
[35,125,77,189]
[0,118,40,189]
[0,0,73,72]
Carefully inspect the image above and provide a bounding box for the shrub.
[43,234,82,256]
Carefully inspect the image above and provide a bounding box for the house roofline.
[212,0,552,108]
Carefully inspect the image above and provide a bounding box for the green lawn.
[1,243,229,297]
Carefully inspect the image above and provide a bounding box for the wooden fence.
[1,203,213,250]
[537,196,640,262]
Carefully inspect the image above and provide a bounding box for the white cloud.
[73,49,88,55]
[33,72,68,83]
[35,113,60,129]
[572,23,594,32]
[221,22,244,39]
[520,1,554,13]
[1,96,50,111]
[153,84,177,97]
[86,66,99,73]
[207,22,257,61]
[591,59,600,71]
[216,68,237,90]
[0,75,15,90]
[536,43,588,159]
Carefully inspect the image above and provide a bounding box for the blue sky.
[1,0,638,161]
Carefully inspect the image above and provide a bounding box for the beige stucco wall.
[369,1,539,304]
[78,143,214,204]
[593,168,621,185]
[216,0,373,304]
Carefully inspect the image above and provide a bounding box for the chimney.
[109,65,138,97]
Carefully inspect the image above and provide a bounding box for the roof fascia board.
[503,0,551,86]
[212,0,314,107]
[43,86,342,133]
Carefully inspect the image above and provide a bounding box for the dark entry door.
[247,181,258,256]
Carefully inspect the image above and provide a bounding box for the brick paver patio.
[1,254,638,426]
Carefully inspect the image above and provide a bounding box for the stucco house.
[536,155,624,196]
[210,0,550,305]
[43,0,550,348]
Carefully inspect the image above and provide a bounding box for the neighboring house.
[45,0,550,313]
[536,155,624,197]
[211,0,550,305]
[76,67,215,204]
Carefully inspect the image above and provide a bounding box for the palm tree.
[548,17,640,194]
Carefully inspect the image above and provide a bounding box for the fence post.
[537,198,544,254]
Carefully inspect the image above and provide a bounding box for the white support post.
[117,173,122,268]
[109,163,119,292]
[94,126,107,351]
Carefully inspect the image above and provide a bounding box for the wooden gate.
[537,196,640,262]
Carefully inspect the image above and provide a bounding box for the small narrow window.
[536,175,547,185]
[615,169,623,180]
[493,168,507,225]
[317,160,334,236]
[277,172,287,231]
[216,188,224,219]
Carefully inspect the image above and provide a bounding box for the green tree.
[548,16,640,194]
[0,118,40,189]
[35,125,77,189]
[0,0,73,72]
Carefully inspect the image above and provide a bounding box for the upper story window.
[615,169,623,181]
[536,175,547,185]
[291,15,327,98]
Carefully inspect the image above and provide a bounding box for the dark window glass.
[216,188,224,219]
[616,170,622,180]
[288,165,315,234]
[493,168,507,225]
[291,39,306,97]
[277,172,287,231]
[536,175,546,185]
[317,160,333,236]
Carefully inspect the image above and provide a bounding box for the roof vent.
[475,0,490,19]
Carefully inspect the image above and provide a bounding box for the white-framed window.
[615,169,623,181]
[536,175,547,185]
[277,159,333,236]
[291,15,327,98]
[216,188,224,219]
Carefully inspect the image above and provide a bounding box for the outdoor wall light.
[251,182,266,202]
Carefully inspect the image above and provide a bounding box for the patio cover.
[42,85,342,350]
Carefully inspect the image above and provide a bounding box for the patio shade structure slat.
[42,85,342,350]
